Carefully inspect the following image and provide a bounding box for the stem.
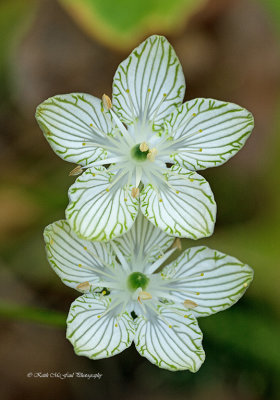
[0,301,67,328]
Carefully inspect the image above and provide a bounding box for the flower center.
[130,143,149,161]
[127,272,149,291]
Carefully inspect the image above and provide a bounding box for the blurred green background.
[0,0,280,399]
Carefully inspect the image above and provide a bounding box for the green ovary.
[131,144,149,161]
[127,272,149,291]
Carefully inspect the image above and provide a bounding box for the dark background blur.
[0,0,280,399]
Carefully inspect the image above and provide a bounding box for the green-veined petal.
[165,98,254,171]
[134,304,205,371]
[140,165,216,239]
[66,167,139,241]
[162,246,254,317]
[44,220,114,292]
[112,212,174,265]
[67,293,135,359]
[36,93,112,166]
[112,35,185,129]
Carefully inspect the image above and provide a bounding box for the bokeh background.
[0,0,280,399]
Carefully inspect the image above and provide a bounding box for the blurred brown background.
[0,0,280,399]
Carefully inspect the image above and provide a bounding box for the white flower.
[44,214,253,371]
[36,35,254,241]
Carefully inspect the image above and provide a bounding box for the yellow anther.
[131,187,139,198]
[196,292,200,296]
[92,173,95,177]
[147,148,158,162]
[183,299,198,309]
[139,142,149,152]
[192,113,196,117]
[148,88,151,92]
[78,263,82,268]
[189,178,194,182]
[126,88,130,93]
[163,93,167,97]
[176,190,179,194]
[159,199,163,203]
[97,315,101,318]
[76,281,90,291]
[83,246,87,250]
[168,325,172,328]
[199,129,203,132]
[82,143,86,146]
[124,198,127,202]
[243,282,248,288]
[69,165,83,176]
[102,290,106,295]
[47,131,52,135]
[102,94,112,110]
[50,238,54,245]
[172,238,182,251]
[106,188,110,192]
[199,148,202,152]
[115,323,118,327]
[138,291,152,304]
[90,123,93,127]
[200,273,204,276]
[184,315,188,318]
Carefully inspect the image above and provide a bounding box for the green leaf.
[58,0,206,50]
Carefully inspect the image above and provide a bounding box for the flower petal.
[36,93,112,166]
[165,98,254,170]
[140,165,216,239]
[162,246,254,317]
[66,167,139,241]
[134,304,205,371]
[112,212,174,265]
[112,35,185,129]
[67,293,135,359]
[44,220,114,291]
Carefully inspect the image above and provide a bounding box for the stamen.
[69,165,83,176]
[139,142,149,152]
[110,241,131,272]
[146,247,177,274]
[102,94,112,110]
[172,238,182,251]
[110,109,128,137]
[138,291,152,303]
[135,166,142,188]
[76,281,91,291]
[183,299,198,309]
[86,157,124,167]
[147,148,158,162]
[131,187,139,198]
